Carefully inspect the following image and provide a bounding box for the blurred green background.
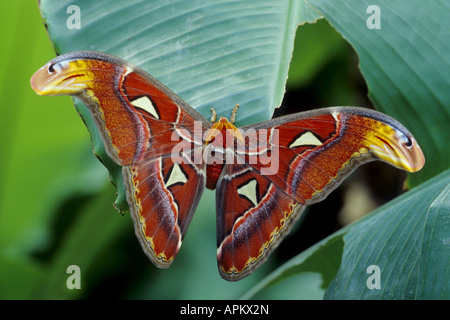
[0,1,103,298]
[1,1,447,300]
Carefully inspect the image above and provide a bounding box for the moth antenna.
[210,108,217,123]
[230,104,240,124]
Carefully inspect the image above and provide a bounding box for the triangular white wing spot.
[289,131,322,148]
[165,163,188,188]
[237,179,258,206]
[131,96,159,119]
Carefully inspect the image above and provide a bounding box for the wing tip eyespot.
[47,62,55,74]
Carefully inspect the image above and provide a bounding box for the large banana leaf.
[243,169,450,299]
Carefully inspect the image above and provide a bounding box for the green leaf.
[34,184,128,299]
[287,19,347,89]
[40,0,319,125]
[0,254,44,299]
[242,232,345,299]
[415,175,450,299]
[245,169,450,300]
[307,0,450,187]
[0,1,97,254]
[325,169,450,299]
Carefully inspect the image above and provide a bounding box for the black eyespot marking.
[404,135,413,148]
[48,63,55,73]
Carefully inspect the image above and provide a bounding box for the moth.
[31,51,424,281]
